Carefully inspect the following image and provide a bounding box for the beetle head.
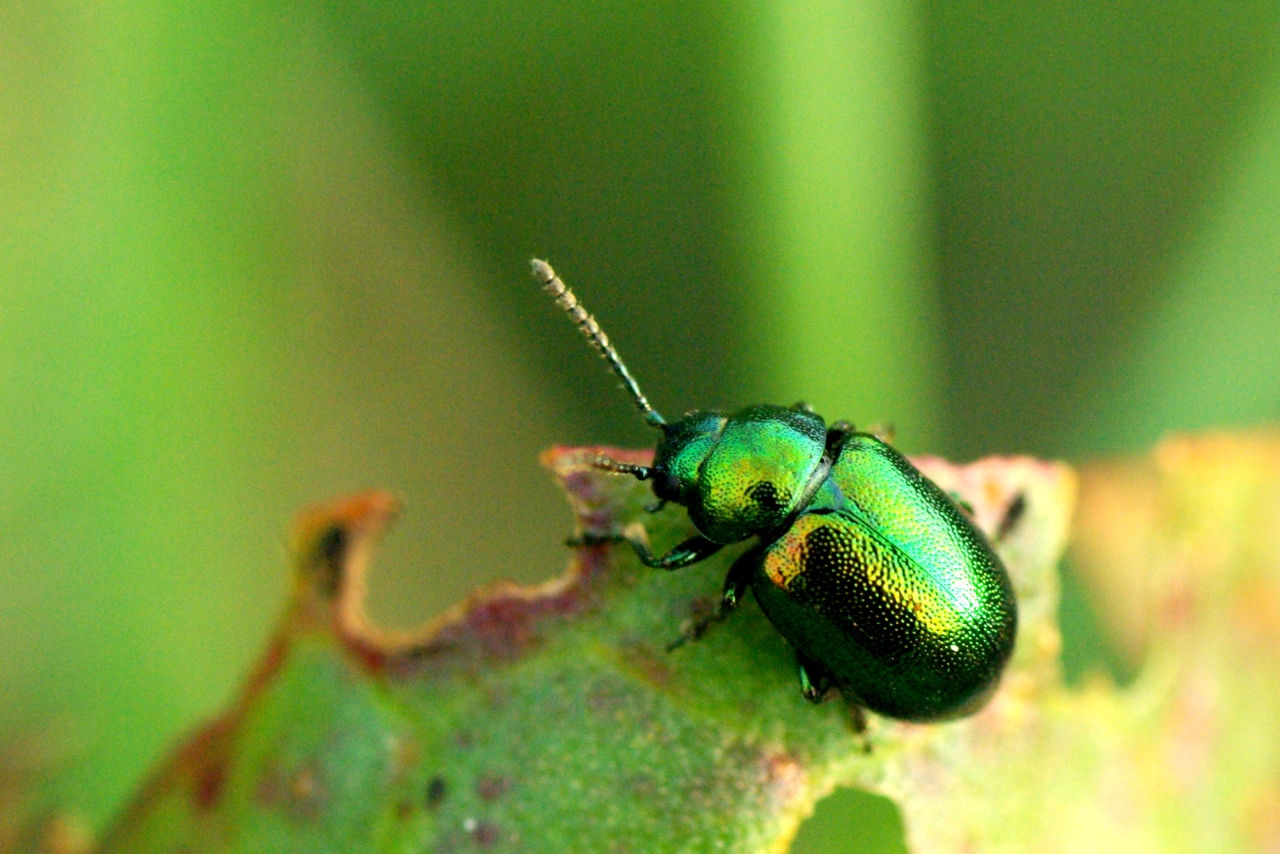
[649,411,729,506]
[646,405,828,544]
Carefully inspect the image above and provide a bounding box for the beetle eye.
[652,473,682,502]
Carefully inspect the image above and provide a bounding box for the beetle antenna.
[591,455,653,480]
[531,259,666,427]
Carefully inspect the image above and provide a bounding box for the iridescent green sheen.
[752,435,1016,721]
[537,261,1015,721]
[650,411,727,505]
[684,405,826,544]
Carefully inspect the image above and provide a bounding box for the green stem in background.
[740,0,943,452]
[1080,62,1280,453]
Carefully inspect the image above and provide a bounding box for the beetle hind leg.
[796,651,834,703]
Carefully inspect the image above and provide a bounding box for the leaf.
[90,445,1071,853]
[886,432,1280,852]
[80,432,1280,850]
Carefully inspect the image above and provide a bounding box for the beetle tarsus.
[667,547,758,651]
[564,531,624,548]
[717,545,758,613]
[797,654,833,703]
[850,705,873,749]
[850,703,868,734]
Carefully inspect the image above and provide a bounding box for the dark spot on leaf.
[194,761,224,809]
[620,641,672,688]
[255,766,286,807]
[476,775,509,801]
[472,819,501,847]
[997,492,1027,542]
[255,761,324,821]
[426,776,447,809]
[687,595,716,623]
[312,526,345,598]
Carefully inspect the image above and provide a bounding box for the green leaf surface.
[76,432,1280,851]
[93,446,1072,853]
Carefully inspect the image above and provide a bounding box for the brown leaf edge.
[97,444,1074,850]
[97,447,654,844]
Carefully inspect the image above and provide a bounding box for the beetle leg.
[851,704,870,738]
[668,546,760,650]
[716,546,757,615]
[563,530,624,548]
[798,652,872,740]
[796,652,833,703]
[623,522,722,570]
[790,400,816,414]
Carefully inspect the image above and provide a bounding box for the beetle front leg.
[622,522,722,569]
[564,530,624,548]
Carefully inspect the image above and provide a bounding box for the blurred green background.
[3,1,1280,851]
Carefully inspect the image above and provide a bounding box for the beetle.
[531,259,1016,722]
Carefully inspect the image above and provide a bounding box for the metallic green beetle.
[532,259,1016,722]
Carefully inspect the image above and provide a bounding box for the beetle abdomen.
[752,494,1013,722]
[830,435,994,573]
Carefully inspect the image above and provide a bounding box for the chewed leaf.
[91,446,1075,853]
[885,433,1280,852]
